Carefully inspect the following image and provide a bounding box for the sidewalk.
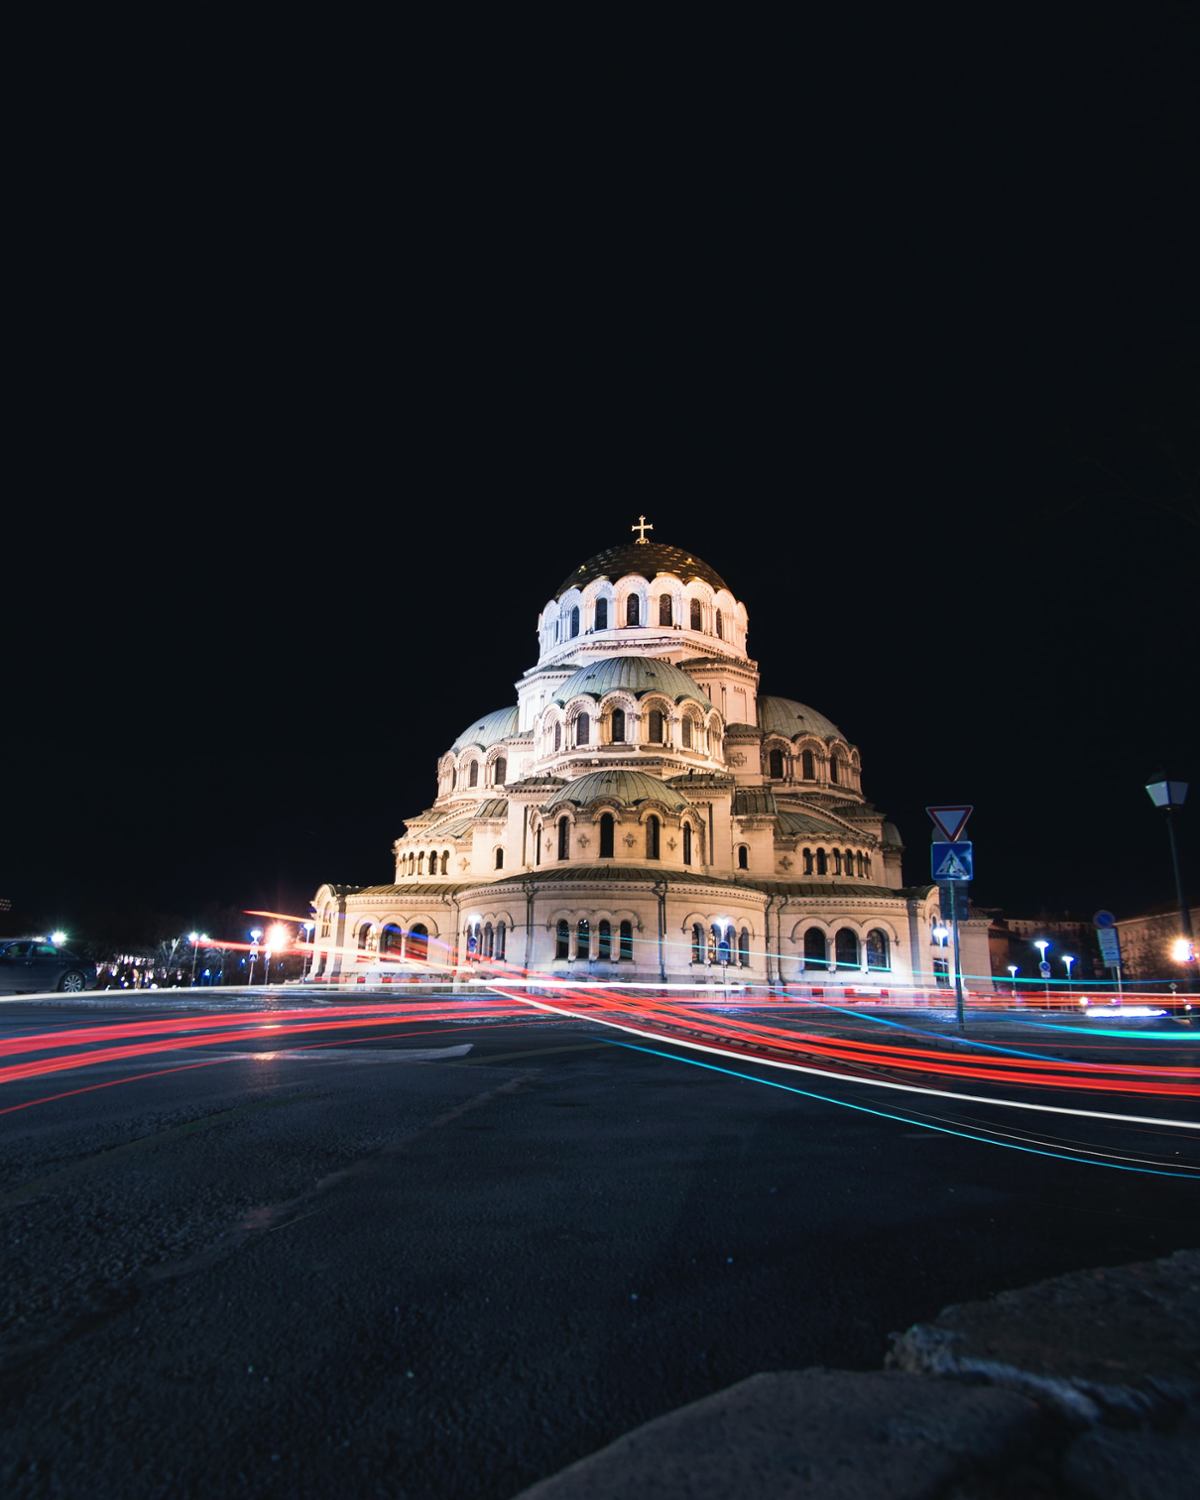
[515,1249,1200,1499]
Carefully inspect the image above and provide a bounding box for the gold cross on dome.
[632,515,653,544]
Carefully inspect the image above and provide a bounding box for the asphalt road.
[1,994,1197,1498]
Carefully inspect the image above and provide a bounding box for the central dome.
[557,541,729,598]
[555,657,712,708]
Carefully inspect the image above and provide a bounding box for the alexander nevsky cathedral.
[311,523,992,991]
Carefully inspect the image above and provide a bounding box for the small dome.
[555,657,712,708]
[557,541,730,598]
[543,770,697,813]
[451,706,520,752]
[882,820,905,850]
[757,695,844,741]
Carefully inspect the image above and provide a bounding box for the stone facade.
[310,531,993,992]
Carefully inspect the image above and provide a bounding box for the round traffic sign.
[1093,909,1117,929]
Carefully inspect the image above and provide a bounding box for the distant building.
[985,913,1103,984]
[1115,905,1200,983]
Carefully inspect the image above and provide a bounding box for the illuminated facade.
[311,527,993,991]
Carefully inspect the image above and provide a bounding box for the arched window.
[801,749,815,780]
[833,850,842,875]
[866,929,890,971]
[595,598,608,631]
[598,920,611,959]
[835,929,860,968]
[469,761,479,788]
[599,812,614,858]
[576,714,590,747]
[816,848,828,875]
[496,921,506,960]
[739,927,750,967]
[683,823,693,865]
[534,825,541,866]
[553,722,562,752]
[690,599,702,631]
[659,594,672,626]
[863,855,872,879]
[494,847,504,869]
[418,851,425,875]
[483,922,494,958]
[714,924,732,965]
[804,928,828,969]
[769,748,784,779]
[737,844,749,870]
[576,918,590,961]
[380,923,403,956]
[715,609,723,638]
[845,849,855,877]
[648,709,664,743]
[619,920,634,961]
[692,923,705,963]
[557,816,570,860]
[556,919,570,959]
[611,707,626,743]
[440,851,449,875]
[570,606,580,638]
[856,852,865,877]
[681,716,693,749]
[408,924,428,962]
[646,815,660,860]
[830,757,839,784]
[626,595,640,627]
[493,757,506,786]
[408,853,416,875]
[803,848,813,874]
[450,768,457,790]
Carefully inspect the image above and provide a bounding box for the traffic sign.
[1039,962,1051,979]
[1093,910,1117,929]
[927,805,973,842]
[1098,926,1122,966]
[932,841,974,881]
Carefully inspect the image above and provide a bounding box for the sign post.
[1093,910,1124,1000]
[928,807,974,1030]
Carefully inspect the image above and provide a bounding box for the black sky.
[3,12,1197,946]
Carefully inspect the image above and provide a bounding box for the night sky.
[4,12,1196,947]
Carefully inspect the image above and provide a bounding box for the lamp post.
[1034,939,1050,1005]
[264,923,291,988]
[1145,777,1197,993]
[1062,953,1075,997]
[189,931,209,985]
[1007,963,1019,999]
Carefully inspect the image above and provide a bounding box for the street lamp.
[1145,776,1197,992]
[301,920,314,981]
[188,931,208,985]
[264,923,290,987]
[1033,939,1051,1004]
[1007,963,1019,998]
[1062,953,1075,996]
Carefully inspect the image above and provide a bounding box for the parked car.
[0,938,97,994]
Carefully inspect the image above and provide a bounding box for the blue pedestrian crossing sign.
[931,841,974,881]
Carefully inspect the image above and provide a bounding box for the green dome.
[555,656,711,708]
[451,706,520,752]
[557,541,730,597]
[543,770,696,813]
[757,695,844,741]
